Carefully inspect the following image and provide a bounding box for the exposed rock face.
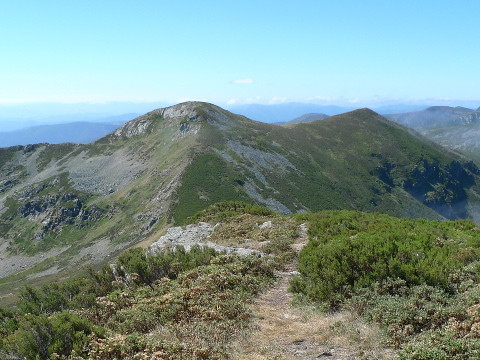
[458,111,480,125]
[227,140,298,172]
[113,117,154,138]
[162,101,202,120]
[149,222,261,256]
[113,101,240,140]
[211,139,300,215]
[113,102,203,139]
[14,191,102,239]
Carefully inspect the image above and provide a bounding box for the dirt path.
[232,225,395,360]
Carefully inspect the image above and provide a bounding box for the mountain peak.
[343,107,380,117]
[154,101,217,119]
[109,101,244,139]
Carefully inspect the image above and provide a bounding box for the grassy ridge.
[173,107,479,222]
[171,153,253,224]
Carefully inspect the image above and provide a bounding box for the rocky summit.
[1,101,480,299]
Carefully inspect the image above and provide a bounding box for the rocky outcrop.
[15,192,103,238]
[149,222,262,256]
[113,117,155,138]
[112,101,241,140]
[113,102,203,139]
[0,164,26,193]
[458,111,480,125]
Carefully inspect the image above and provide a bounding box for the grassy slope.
[173,108,476,223]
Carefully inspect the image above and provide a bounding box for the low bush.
[1,311,102,360]
[290,211,480,359]
[116,245,218,287]
[1,243,275,359]
[291,210,480,307]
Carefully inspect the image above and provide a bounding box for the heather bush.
[1,311,102,360]
[291,211,480,306]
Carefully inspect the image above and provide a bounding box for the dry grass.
[231,265,395,360]
[208,214,298,250]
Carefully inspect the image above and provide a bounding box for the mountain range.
[227,102,430,123]
[1,102,480,301]
[227,103,355,122]
[0,121,124,147]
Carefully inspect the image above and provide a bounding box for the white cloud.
[231,78,254,84]
[308,95,337,103]
[268,96,289,104]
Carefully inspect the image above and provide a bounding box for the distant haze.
[0,102,166,131]
[0,122,126,147]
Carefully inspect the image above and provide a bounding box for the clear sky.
[1,0,479,107]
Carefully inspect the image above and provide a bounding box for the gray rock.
[149,222,263,256]
[259,221,273,229]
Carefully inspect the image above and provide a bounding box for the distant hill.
[228,103,355,123]
[276,112,329,125]
[371,103,430,114]
[385,106,480,157]
[228,102,431,123]
[0,121,124,147]
[0,100,167,131]
[2,102,480,300]
[385,106,477,130]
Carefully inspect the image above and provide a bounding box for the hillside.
[1,102,480,300]
[423,122,480,158]
[171,104,480,223]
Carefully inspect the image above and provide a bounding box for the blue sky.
[1,0,479,107]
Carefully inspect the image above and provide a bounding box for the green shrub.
[116,245,218,287]
[1,311,101,360]
[349,282,464,345]
[291,211,480,307]
[18,274,106,315]
[397,329,480,360]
